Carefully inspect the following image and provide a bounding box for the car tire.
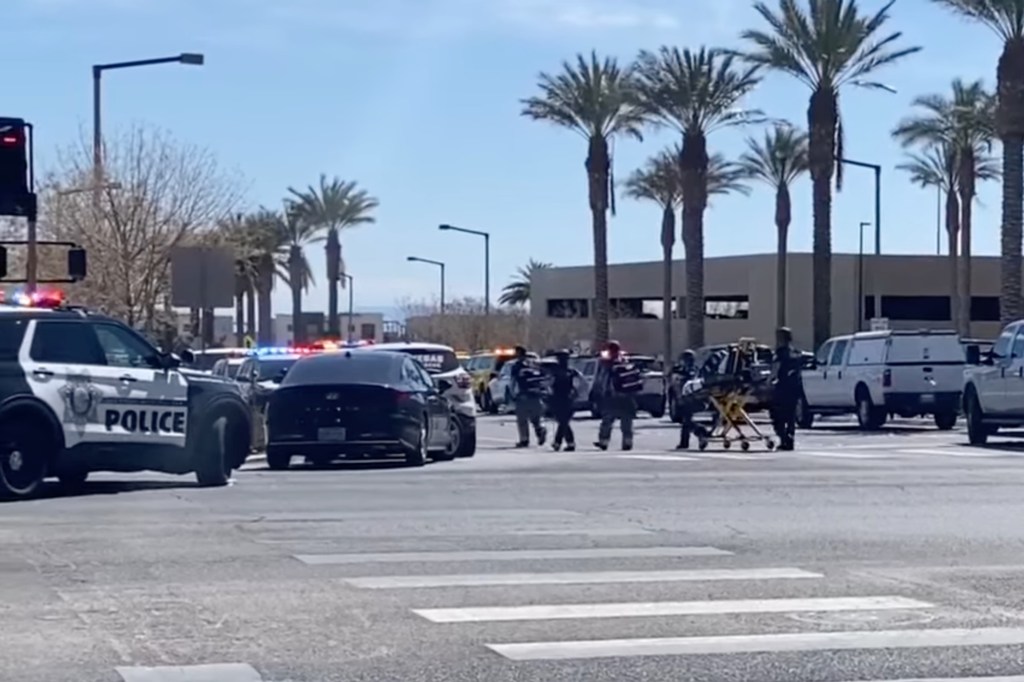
[965,389,988,445]
[434,416,460,462]
[668,394,683,424]
[404,419,428,467]
[194,415,231,487]
[855,390,884,431]
[795,396,814,429]
[458,428,477,458]
[266,447,292,471]
[0,412,52,501]
[485,390,498,415]
[933,410,957,431]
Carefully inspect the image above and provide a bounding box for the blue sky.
[2,0,1006,317]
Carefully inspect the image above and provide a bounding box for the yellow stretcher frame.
[696,338,776,452]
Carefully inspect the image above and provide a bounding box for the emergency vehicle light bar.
[0,288,64,308]
[252,346,320,356]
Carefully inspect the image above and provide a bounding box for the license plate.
[921,393,934,403]
[317,427,347,442]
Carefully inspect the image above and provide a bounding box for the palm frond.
[498,259,552,307]
[623,147,682,209]
[738,123,810,188]
[707,153,753,197]
[931,0,1024,41]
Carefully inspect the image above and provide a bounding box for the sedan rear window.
[282,352,399,385]
[391,348,460,374]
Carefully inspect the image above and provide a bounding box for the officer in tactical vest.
[510,345,547,448]
[674,349,704,450]
[548,349,581,451]
[591,340,639,451]
[770,327,803,451]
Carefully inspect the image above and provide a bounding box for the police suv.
[0,290,252,500]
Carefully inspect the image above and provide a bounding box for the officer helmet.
[514,344,527,357]
[554,349,570,359]
[682,349,695,360]
[776,327,793,344]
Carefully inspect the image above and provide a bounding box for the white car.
[963,321,1024,444]
[361,342,476,458]
[799,329,964,430]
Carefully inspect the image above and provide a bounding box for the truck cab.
[963,321,1024,444]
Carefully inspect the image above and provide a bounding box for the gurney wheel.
[766,440,776,451]
[698,439,708,451]
[740,440,750,451]
[722,440,731,450]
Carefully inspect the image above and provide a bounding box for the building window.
[879,295,950,321]
[360,323,376,340]
[864,296,876,320]
[705,295,749,320]
[971,296,1000,322]
[547,299,589,318]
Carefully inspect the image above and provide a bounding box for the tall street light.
[92,53,204,210]
[858,221,871,331]
[407,256,446,314]
[438,224,489,316]
[841,158,882,255]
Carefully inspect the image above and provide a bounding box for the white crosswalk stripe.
[115,663,264,681]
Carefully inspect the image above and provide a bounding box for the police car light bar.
[252,346,320,356]
[0,288,65,308]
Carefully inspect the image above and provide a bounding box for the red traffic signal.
[0,117,28,199]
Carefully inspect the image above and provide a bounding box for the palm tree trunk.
[1000,137,1023,326]
[245,283,257,339]
[660,205,675,364]
[808,89,837,350]
[289,245,304,344]
[257,266,274,345]
[775,184,792,329]
[680,132,708,348]
[234,273,245,345]
[946,189,961,327]
[325,228,341,337]
[189,308,200,338]
[586,137,612,346]
[958,185,974,337]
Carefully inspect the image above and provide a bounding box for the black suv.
[0,304,251,500]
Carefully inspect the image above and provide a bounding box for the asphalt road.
[7,413,1024,681]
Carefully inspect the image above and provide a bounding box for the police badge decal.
[59,373,103,425]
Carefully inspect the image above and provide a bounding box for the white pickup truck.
[963,321,1024,444]
[798,329,964,430]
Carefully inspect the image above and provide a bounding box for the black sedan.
[264,349,455,469]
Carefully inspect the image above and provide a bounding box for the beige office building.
[529,252,1004,356]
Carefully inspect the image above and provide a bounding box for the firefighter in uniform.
[510,345,547,448]
[548,349,581,451]
[591,341,640,451]
[770,327,803,451]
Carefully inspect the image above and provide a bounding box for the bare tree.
[39,124,243,329]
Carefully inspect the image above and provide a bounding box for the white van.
[798,330,964,430]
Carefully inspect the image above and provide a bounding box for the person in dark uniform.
[770,327,803,451]
[591,340,639,451]
[674,349,702,450]
[510,345,547,448]
[548,350,581,451]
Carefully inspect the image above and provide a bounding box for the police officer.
[548,350,581,451]
[510,345,547,448]
[674,349,702,450]
[770,327,803,451]
[591,340,638,451]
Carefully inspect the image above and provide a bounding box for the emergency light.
[252,346,319,356]
[0,288,65,308]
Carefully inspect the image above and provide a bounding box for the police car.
[0,290,252,500]
[239,345,328,452]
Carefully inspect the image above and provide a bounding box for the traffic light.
[0,118,27,196]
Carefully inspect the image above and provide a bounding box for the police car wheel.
[194,415,231,487]
[0,417,50,500]
[434,417,460,462]
[404,420,428,467]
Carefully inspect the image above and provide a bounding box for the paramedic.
[510,345,548,448]
[674,349,702,450]
[770,327,803,451]
[548,350,581,451]
[591,340,640,451]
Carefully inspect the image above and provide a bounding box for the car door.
[91,321,190,449]
[801,340,833,408]
[1002,327,1024,415]
[405,359,446,446]
[823,338,851,407]
[974,324,1015,415]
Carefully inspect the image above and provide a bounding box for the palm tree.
[707,153,754,200]
[738,124,810,328]
[634,46,762,348]
[624,148,682,365]
[738,0,921,347]
[931,0,1024,325]
[892,78,997,333]
[521,51,648,346]
[242,210,290,344]
[897,145,963,326]
[499,259,552,307]
[287,175,379,337]
[277,208,319,344]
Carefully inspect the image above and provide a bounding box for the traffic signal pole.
[24,122,37,293]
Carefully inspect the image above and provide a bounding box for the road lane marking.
[487,627,1024,661]
[116,664,263,682]
[614,454,698,462]
[791,450,893,459]
[414,595,932,623]
[296,546,730,565]
[897,448,1011,457]
[843,677,1024,682]
[345,567,822,589]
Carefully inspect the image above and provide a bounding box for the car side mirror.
[965,344,981,366]
[435,378,453,393]
[271,370,287,384]
[803,358,818,370]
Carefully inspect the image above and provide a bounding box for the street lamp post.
[841,158,882,255]
[438,224,489,315]
[92,53,204,213]
[858,221,871,331]
[340,273,354,341]
[407,256,446,314]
